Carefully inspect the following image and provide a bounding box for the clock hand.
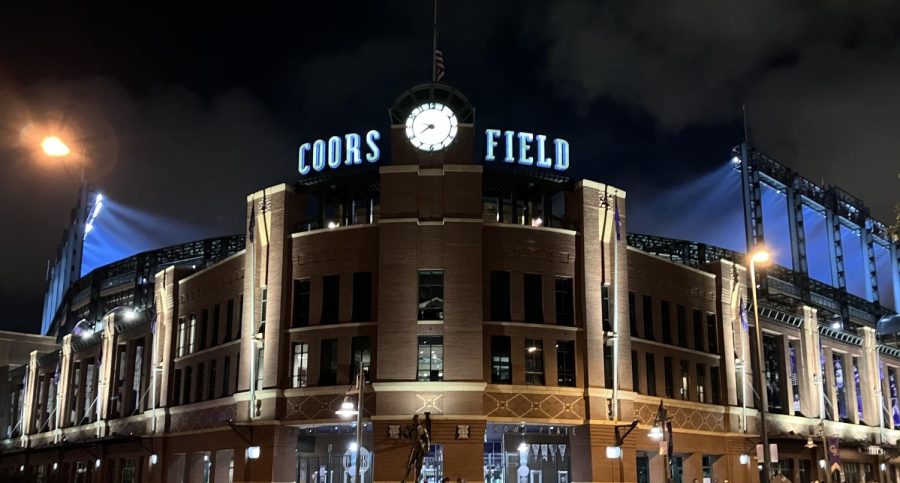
[417,124,435,135]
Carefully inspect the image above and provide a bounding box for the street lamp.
[748,248,773,483]
[650,400,673,483]
[336,361,366,483]
[41,136,71,157]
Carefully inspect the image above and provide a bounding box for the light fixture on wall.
[247,446,261,460]
[150,454,158,465]
[739,454,750,465]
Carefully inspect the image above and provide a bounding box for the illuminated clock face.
[405,102,458,152]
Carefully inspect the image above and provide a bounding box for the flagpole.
[611,197,620,421]
[432,0,438,82]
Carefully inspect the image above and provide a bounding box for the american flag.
[435,49,445,81]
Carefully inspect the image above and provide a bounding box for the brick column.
[21,351,39,437]
[859,327,881,426]
[798,305,821,419]
[58,335,73,432]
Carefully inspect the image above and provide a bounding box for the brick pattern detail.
[170,404,236,433]
[285,392,374,421]
[484,392,585,420]
[634,402,725,432]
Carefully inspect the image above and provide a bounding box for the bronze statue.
[400,414,430,483]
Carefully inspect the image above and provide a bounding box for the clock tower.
[388,83,476,167]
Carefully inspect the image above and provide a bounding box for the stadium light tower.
[748,247,772,482]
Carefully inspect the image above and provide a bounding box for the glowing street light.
[41,136,71,157]
[747,246,773,482]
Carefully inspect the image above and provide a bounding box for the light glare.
[41,136,71,157]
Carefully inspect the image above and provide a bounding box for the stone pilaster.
[859,327,881,426]
[798,305,821,419]
[57,335,73,432]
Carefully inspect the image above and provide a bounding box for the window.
[200,309,209,351]
[292,279,311,328]
[490,336,511,384]
[319,339,338,386]
[490,271,512,321]
[853,357,863,421]
[292,343,309,388]
[631,351,640,393]
[417,336,444,381]
[664,357,674,398]
[702,455,714,480]
[177,318,186,357]
[764,334,784,413]
[212,304,220,346]
[418,271,444,320]
[834,352,848,420]
[350,336,372,384]
[706,313,718,354]
[789,341,801,413]
[184,366,192,405]
[710,366,721,405]
[679,360,690,400]
[208,360,217,400]
[197,363,205,402]
[642,295,654,340]
[351,272,373,322]
[555,277,574,325]
[121,459,137,483]
[256,347,264,390]
[645,354,656,396]
[628,292,637,336]
[70,362,81,425]
[692,309,704,351]
[225,298,234,342]
[321,275,340,323]
[172,369,182,407]
[524,338,544,385]
[132,344,144,413]
[260,286,268,322]
[661,301,671,344]
[237,295,243,337]
[676,305,687,348]
[189,317,197,354]
[696,364,706,403]
[524,273,543,323]
[601,285,612,332]
[222,357,231,397]
[604,344,614,389]
[557,340,575,387]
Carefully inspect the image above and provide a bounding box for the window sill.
[417,320,443,325]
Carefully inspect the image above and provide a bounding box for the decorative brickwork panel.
[286,392,374,421]
[634,402,725,433]
[170,404,236,433]
[484,392,585,420]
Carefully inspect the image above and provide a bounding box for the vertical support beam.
[787,175,810,299]
[740,144,765,252]
[825,189,850,321]
[859,327,880,426]
[22,351,39,439]
[57,336,73,435]
[799,306,821,419]
[862,219,880,305]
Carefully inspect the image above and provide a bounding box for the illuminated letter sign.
[484,129,568,171]
[298,129,381,176]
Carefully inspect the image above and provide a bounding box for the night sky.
[1,2,898,333]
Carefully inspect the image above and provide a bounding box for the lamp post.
[336,361,366,483]
[649,400,673,483]
[748,249,772,483]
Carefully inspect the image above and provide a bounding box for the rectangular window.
[292,279,311,328]
[601,285,612,332]
[524,273,544,323]
[208,360,217,401]
[189,316,197,354]
[196,363,205,402]
[696,364,706,403]
[255,347,264,390]
[646,354,657,396]
[706,313,718,354]
[676,305,687,348]
[260,286,268,322]
[172,369,181,407]
[853,357,863,421]
[490,271,512,321]
[350,336,372,384]
[70,362,81,425]
[212,304,220,346]
[417,336,444,381]
[661,300,672,344]
[351,272,373,322]
[631,351,640,393]
[184,366,192,405]
[490,336,512,384]
[555,277,574,326]
[664,357,674,398]
[293,343,309,388]
[222,357,231,397]
[321,275,340,324]
[85,363,95,422]
[628,292,637,336]
[680,360,689,400]
[834,352,848,420]
[702,455,714,479]
[789,341,801,413]
[418,270,444,320]
[604,344,614,389]
[525,338,545,385]
[319,339,338,386]
[225,298,234,342]
[177,318,186,357]
[710,366,721,405]
[692,309,704,351]
[764,334,784,413]
[200,309,209,351]
[132,344,144,413]
[557,340,575,387]
[642,295,654,340]
[237,295,243,336]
